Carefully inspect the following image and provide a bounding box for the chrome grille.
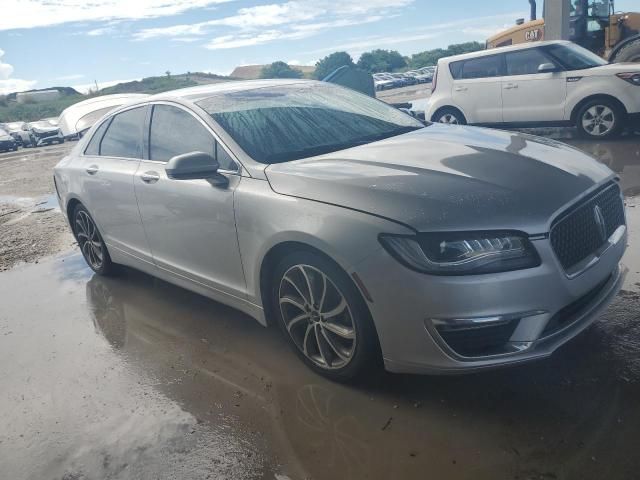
[550,182,625,271]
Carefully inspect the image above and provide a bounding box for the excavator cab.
[569,0,613,54]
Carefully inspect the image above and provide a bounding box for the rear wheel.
[576,99,625,139]
[432,107,466,125]
[272,251,380,381]
[72,204,114,276]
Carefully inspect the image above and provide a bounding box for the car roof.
[145,78,313,103]
[438,40,571,64]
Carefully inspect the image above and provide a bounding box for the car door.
[134,102,247,298]
[502,47,567,123]
[450,54,503,123]
[80,105,153,265]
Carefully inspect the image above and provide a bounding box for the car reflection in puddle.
[76,251,640,480]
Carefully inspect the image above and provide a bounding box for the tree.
[356,49,406,73]
[260,61,304,79]
[313,51,355,79]
[408,41,484,69]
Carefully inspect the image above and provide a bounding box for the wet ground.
[0,143,75,271]
[1,133,639,480]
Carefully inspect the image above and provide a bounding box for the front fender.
[234,178,413,307]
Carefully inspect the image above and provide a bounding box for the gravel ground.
[0,144,75,271]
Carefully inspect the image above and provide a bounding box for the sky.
[0,0,636,94]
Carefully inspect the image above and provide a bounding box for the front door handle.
[140,171,160,184]
[504,83,519,89]
[86,165,99,175]
[454,86,467,92]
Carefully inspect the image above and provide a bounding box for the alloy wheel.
[75,210,104,270]
[581,105,615,137]
[279,264,357,370]
[439,113,459,124]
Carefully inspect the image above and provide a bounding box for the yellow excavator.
[487,0,640,62]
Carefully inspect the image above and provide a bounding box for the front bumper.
[352,224,626,375]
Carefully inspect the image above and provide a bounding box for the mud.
[0,144,75,271]
[1,135,640,480]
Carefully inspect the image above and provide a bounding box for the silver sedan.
[54,80,627,380]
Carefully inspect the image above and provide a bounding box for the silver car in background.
[54,80,627,380]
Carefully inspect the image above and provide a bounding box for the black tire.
[58,138,65,144]
[271,250,380,381]
[612,39,640,63]
[72,204,115,276]
[431,107,467,125]
[575,98,625,139]
[12,145,17,151]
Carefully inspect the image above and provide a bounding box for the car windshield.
[196,83,424,164]
[544,42,608,70]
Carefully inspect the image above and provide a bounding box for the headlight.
[616,72,640,86]
[379,231,540,275]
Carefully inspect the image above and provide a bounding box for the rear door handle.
[86,165,99,175]
[454,86,467,92]
[140,171,160,184]
[504,83,518,89]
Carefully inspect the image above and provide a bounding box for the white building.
[16,90,60,104]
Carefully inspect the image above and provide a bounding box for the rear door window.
[99,107,146,159]
[460,55,502,79]
[449,61,463,79]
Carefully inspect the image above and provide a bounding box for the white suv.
[426,40,640,139]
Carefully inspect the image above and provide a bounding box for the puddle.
[0,194,60,223]
[1,252,639,480]
[32,193,60,213]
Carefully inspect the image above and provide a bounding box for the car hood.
[265,124,614,233]
[0,133,12,141]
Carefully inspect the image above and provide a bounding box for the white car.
[426,40,640,138]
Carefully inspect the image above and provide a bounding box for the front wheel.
[72,204,114,275]
[576,99,624,139]
[272,251,380,381]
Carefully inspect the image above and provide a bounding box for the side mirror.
[165,151,220,180]
[538,63,559,73]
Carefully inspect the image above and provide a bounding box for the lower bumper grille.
[541,274,611,337]
[436,320,520,358]
[550,182,625,272]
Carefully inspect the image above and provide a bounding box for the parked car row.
[0,118,65,150]
[373,67,435,91]
[0,94,156,155]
